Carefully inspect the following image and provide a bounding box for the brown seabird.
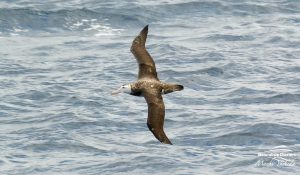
[111,25,184,145]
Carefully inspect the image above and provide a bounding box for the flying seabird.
[111,25,184,145]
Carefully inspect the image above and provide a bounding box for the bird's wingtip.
[141,25,149,34]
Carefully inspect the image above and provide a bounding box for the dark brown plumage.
[128,25,184,145]
[131,25,158,80]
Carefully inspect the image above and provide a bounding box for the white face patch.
[121,84,132,94]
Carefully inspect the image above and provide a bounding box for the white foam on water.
[67,18,123,36]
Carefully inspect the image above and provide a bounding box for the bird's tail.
[173,84,184,91]
[162,84,184,94]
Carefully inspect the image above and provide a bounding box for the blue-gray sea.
[1,0,300,174]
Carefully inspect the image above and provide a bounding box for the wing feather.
[130,25,158,80]
[143,90,172,144]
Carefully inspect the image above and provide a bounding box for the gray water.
[0,0,300,174]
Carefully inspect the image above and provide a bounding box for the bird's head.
[111,84,132,95]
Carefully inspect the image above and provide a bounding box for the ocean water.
[1,0,300,174]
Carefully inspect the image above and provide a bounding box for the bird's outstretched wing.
[130,25,158,80]
[143,90,172,144]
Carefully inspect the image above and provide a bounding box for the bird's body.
[112,25,183,145]
[130,79,183,96]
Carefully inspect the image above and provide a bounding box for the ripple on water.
[198,123,300,146]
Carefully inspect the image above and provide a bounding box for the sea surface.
[1,0,300,174]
